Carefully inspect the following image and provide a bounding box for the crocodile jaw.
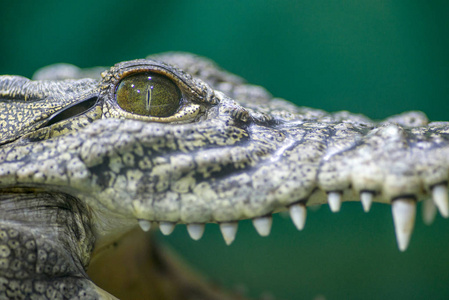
[2,107,447,252]
[1,54,448,253]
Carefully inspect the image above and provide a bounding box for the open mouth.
[88,201,449,300]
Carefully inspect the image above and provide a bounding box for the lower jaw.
[89,202,449,299]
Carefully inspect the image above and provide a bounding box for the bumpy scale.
[0,52,448,299]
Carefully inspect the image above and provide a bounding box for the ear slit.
[43,96,98,127]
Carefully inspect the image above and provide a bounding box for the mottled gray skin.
[0,53,448,299]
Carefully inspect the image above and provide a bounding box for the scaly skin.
[0,52,448,299]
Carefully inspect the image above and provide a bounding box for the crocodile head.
[0,52,448,299]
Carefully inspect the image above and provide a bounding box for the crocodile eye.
[115,72,181,117]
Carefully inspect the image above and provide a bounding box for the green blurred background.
[1,1,449,299]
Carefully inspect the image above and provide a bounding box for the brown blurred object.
[88,227,248,300]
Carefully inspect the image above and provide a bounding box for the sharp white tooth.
[422,198,437,226]
[219,222,238,245]
[328,192,342,212]
[138,220,151,232]
[187,224,205,240]
[252,216,272,237]
[289,204,307,230]
[392,198,416,252]
[432,184,449,218]
[159,222,176,235]
[360,192,373,212]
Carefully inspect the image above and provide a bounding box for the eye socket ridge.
[115,71,182,118]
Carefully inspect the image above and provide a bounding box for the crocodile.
[0,52,448,299]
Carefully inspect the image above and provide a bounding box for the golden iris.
[116,72,181,117]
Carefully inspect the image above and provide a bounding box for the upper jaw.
[2,57,448,252]
[66,102,449,251]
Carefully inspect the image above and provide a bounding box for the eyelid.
[119,67,203,101]
[111,103,201,123]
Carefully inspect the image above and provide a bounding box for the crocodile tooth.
[187,224,205,240]
[392,198,416,252]
[219,222,238,245]
[289,203,306,230]
[252,216,272,237]
[422,198,437,226]
[138,220,151,232]
[159,222,176,235]
[360,192,373,212]
[327,192,342,213]
[431,184,449,218]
